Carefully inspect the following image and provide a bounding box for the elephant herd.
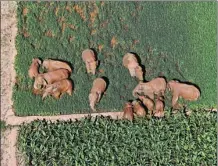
[28,49,200,119]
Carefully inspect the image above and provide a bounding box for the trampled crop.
[14,2,216,116]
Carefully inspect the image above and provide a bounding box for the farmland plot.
[14,2,216,116]
[18,112,217,165]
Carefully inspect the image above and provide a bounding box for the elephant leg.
[172,94,183,113]
[42,91,49,100]
[97,93,102,103]
[67,88,72,96]
[52,91,61,99]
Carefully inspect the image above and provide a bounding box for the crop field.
[14,2,216,116]
[18,112,217,165]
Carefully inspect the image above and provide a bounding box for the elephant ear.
[45,85,53,91]
[166,83,171,91]
[42,78,48,86]
[138,84,144,91]
[95,60,99,67]
[52,87,58,92]
[34,77,41,89]
[37,59,42,65]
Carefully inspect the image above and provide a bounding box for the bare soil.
[1,127,20,166]
[1,2,18,165]
[1,1,17,122]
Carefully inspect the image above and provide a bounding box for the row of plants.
[18,111,217,165]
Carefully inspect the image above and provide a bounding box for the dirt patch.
[1,2,18,166]
[111,36,117,49]
[45,30,54,37]
[6,111,124,126]
[1,127,19,166]
[1,1,17,123]
[73,4,86,21]
[89,2,98,24]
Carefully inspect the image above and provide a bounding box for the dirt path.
[1,1,17,122]
[1,127,19,166]
[1,2,18,165]
[5,111,123,125]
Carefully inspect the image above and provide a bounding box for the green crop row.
[18,111,217,165]
[14,2,217,116]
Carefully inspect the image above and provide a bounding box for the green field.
[14,2,217,116]
[18,112,217,165]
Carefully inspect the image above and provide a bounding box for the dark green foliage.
[0,120,7,131]
[18,112,217,165]
[14,2,217,115]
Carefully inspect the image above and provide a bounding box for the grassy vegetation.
[18,111,217,165]
[0,120,7,132]
[14,2,217,116]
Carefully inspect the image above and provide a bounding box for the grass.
[18,111,217,165]
[14,2,217,116]
[0,120,7,132]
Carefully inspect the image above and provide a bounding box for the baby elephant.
[34,69,69,89]
[123,102,134,121]
[167,80,200,109]
[133,77,167,100]
[42,79,73,99]
[132,100,146,117]
[138,96,154,114]
[89,78,107,111]
[123,53,143,81]
[153,99,165,118]
[42,59,72,73]
[28,58,42,79]
[82,49,98,75]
